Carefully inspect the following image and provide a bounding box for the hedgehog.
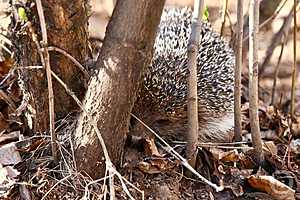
[131,7,235,143]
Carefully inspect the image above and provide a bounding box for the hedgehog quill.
[132,7,235,143]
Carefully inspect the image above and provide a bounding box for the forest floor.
[1,0,300,199]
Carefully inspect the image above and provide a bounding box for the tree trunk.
[234,0,244,142]
[186,0,205,170]
[11,0,89,132]
[73,0,165,178]
[249,0,263,165]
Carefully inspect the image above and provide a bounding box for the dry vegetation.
[0,0,300,199]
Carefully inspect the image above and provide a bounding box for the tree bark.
[11,0,89,132]
[73,0,165,178]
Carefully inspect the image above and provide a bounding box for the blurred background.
[88,0,300,111]
[1,0,300,110]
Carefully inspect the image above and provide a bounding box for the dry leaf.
[263,141,277,155]
[220,150,240,163]
[0,163,20,197]
[143,138,161,157]
[247,175,295,200]
[137,158,176,174]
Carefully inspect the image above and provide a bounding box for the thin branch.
[271,39,286,105]
[109,172,115,200]
[249,0,264,165]
[259,0,288,29]
[220,0,229,37]
[130,113,223,192]
[259,3,300,76]
[243,0,289,42]
[50,71,111,164]
[0,43,12,55]
[290,0,297,120]
[83,175,113,199]
[186,0,205,169]
[41,175,72,200]
[47,46,90,79]
[0,33,13,55]
[51,71,140,199]
[234,0,244,142]
[35,0,57,161]
[226,10,235,37]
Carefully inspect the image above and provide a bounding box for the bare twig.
[47,46,90,79]
[41,175,72,200]
[50,71,111,173]
[234,0,244,142]
[199,145,253,150]
[109,173,115,200]
[25,21,44,63]
[259,0,288,30]
[249,0,264,165]
[271,39,286,105]
[225,10,235,37]
[68,136,77,173]
[290,0,297,120]
[172,141,252,149]
[35,0,57,161]
[29,21,136,199]
[17,65,43,69]
[0,32,12,55]
[186,0,205,169]
[0,32,12,46]
[51,71,139,199]
[83,175,113,199]
[131,113,224,192]
[0,43,12,55]
[220,0,229,37]
[243,0,288,42]
[0,68,14,88]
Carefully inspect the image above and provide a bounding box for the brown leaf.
[137,157,176,174]
[20,139,48,153]
[263,141,277,156]
[240,151,257,169]
[220,150,240,163]
[143,138,161,157]
[247,175,295,200]
[0,131,19,145]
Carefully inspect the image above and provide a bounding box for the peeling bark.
[11,0,89,132]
